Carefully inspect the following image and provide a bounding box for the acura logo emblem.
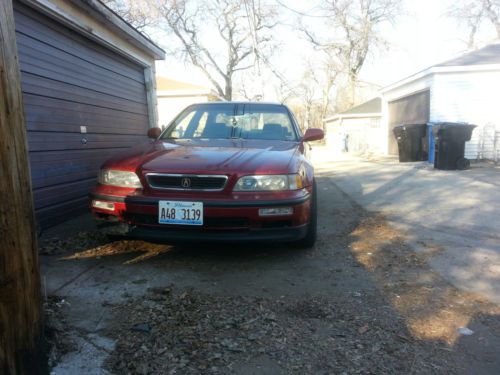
[181,177,191,188]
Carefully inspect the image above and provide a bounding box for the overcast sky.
[155,0,499,97]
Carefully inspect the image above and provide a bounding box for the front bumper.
[89,191,311,243]
[99,222,309,243]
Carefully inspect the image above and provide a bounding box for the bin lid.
[401,123,427,128]
[394,123,427,128]
[431,123,476,138]
[393,123,427,134]
[431,122,476,129]
[393,125,406,134]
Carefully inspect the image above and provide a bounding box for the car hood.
[103,139,301,175]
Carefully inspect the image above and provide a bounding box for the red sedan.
[90,102,324,247]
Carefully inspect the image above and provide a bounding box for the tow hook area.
[95,217,130,236]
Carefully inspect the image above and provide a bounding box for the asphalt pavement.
[313,147,500,305]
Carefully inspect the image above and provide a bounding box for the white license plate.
[158,201,203,225]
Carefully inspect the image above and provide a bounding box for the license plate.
[158,201,203,225]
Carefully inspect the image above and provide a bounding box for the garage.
[387,90,430,155]
[13,0,164,228]
[323,97,383,155]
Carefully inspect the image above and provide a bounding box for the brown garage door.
[14,3,149,228]
[388,90,430,155]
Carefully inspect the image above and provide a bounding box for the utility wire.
[274,0,329,18]
[243,1,319,100]
[259,54,302,99]
[243,0,266,98]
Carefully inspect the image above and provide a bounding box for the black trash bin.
[432,123,476,170]
[393,124,428,162]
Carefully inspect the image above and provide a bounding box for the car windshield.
[161,103,299,141]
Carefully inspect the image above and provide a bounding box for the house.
[13,0,165,228]
[325,42,500,161]
[323,97,383,154]
[156,76,221,128]
[381,42,500,159]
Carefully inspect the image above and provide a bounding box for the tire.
[295,179,317,248]
[456,157,470,170]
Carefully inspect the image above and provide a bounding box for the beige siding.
[326,117,383,154]
[157,95,211,128]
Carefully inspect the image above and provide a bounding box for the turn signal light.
[92,200,115,211]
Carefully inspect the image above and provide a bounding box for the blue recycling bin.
[427,123,435,164]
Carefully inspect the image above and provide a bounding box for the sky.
[154,0,498,100]
[361,0,472,86]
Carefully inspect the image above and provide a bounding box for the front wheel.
[295,180,317,248]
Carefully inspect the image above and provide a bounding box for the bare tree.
[157,0,277,100]
[297,68,319,129]
[448,0,500,48]
[302,0,402,108]
[274,79,295,104]
[284,64,327,131]
[102,0,159,33]
[318,53,340,119]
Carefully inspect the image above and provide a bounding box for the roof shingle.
[436,42,500,67]
[339,97,382,115]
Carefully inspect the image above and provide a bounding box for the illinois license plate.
[158,201,203,225]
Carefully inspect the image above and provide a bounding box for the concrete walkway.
[313,147,500,305]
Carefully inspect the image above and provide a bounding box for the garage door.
[14,3,149,228]
[388,90,430,155]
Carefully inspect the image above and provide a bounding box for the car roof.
[192,101,286,107]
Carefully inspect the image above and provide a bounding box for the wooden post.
[0,0,47,374]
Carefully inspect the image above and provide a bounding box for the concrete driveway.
[313,147,500,304]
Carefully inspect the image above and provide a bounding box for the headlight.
[99,169,142,188]
[234,174,304,191]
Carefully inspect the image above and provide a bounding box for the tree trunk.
[0,1,46,374]
[321,85,331,130]
[305,103,311,129]
[224,76,232,101]
[347,73,356,109]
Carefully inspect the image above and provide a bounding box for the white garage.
[381,42,500,161]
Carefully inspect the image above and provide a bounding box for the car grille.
[146,174,228,191]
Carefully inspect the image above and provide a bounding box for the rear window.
[161,103,298,141]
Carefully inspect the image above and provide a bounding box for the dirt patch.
[105,287,458,375]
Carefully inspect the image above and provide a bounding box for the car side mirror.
[302,128,324,142]
[147,127,162,139]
